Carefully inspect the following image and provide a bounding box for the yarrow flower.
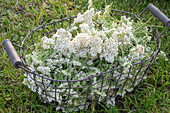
[22,1,157,112]
[37,66,51,75]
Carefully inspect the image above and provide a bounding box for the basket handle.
[147,4,169,26]
[3,39,22,68]
[139,3,170,26]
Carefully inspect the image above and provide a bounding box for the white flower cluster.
[37,66,51,75]
[73,8,95,28]
[101,38,118,62]
[42,36,55,49]
[53,28,72,57]
[23,2,154,112]
[128,44,145,60]
[23,73,51,96]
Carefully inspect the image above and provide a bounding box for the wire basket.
[3,3,169,111]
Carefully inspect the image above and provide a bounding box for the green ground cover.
[0,0,169,112]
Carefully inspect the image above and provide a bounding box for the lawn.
[0,0,169,112]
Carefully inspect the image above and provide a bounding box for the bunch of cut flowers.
[22,1,155,112]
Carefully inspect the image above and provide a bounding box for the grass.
[0,0,169,112]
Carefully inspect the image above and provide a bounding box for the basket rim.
[19,9,161,82]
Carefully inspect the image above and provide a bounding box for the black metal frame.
[3,3,169,111]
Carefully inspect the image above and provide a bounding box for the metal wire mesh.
[17,9,163,111]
